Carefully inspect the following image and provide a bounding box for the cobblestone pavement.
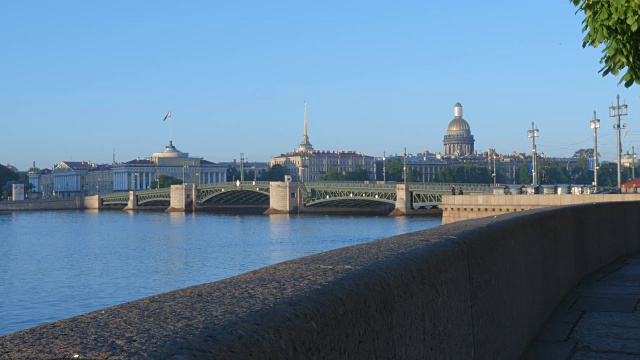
[523,252,640,359]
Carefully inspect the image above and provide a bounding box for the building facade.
[111,141,227,191]
[28,141,228,197]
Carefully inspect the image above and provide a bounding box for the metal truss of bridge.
[97,181,491,213]
[197,182,270,205]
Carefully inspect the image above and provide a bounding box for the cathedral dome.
[447,102,470,132]
[443,102,475,157]
[447,118,471,132]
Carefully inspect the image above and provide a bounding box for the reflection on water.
[0,211,440,336]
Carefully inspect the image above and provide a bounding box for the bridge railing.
[199,181,271,189]
[408,183,491,192]
[305,182,397,189]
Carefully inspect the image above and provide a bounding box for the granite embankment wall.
[0,197,84,211]
[1,202,638,359]
[442,193,640,224]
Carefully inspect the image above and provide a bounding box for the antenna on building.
[113,148,116,165]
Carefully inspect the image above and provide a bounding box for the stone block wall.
[0,197,83,211]
[441,193,640,224]
[265,181,299,214]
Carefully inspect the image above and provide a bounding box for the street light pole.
[489,147,497,186]
[609,94,628,190]
[633,146,636,179]
[403,147,407,185]
[240,153,245,183]
[527,122,539,185]
[383,151,386,183]
[590,111,600,192]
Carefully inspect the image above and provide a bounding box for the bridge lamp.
[590,112,600,191]
[609,94,628,190]
[527,122,539,186]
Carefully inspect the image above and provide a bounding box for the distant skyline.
[2,1,639,171]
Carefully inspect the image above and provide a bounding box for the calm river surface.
[0,210,440,336]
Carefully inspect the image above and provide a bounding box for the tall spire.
[304,101,308,139]
[297,100,314,152]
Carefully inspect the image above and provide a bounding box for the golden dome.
[447,118,471,131]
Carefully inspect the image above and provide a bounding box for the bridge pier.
[265,181,300,214]
[123,191,138,210]
[389,184,412,216]
[166,184,197,213]
[85,194,102,210]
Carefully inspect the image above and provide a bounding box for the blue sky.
[2,1,638,171]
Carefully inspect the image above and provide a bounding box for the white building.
[28,141,228,197]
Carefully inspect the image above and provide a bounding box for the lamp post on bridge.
[609,94,628,191]
[403,147,407,185]
[527,122,539,186]
[383,151,386,183]
[590,111,600,192]
[240,153,245,183]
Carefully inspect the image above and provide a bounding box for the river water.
[0,210,440,336]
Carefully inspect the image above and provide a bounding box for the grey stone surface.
[572,351,640,360]
[571,313,640,353]
[548,309,581,324]
[536,322,574,341]
[573,285,640,297]
[521,341,575,360]
[571,296,638,313]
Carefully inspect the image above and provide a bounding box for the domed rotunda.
[443,102,475,157]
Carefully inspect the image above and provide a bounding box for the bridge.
[95,181,492,214]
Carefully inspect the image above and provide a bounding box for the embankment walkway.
[524,251,640,359]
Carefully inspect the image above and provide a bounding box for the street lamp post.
[489,147,497,186]
[633,146,636,179]
[590,111,600,192]
[403,147,407,185]
[383,151,386,183]
[240,153,245,183]
[610,94,628,190]
[527,122,540,185]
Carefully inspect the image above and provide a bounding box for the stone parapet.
[441,193,640,224]
[0,197,83,211]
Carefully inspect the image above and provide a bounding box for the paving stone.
[571,350,640,360]
[573,285,640,297]
[571,313,640,353]
[571,296,638,313]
